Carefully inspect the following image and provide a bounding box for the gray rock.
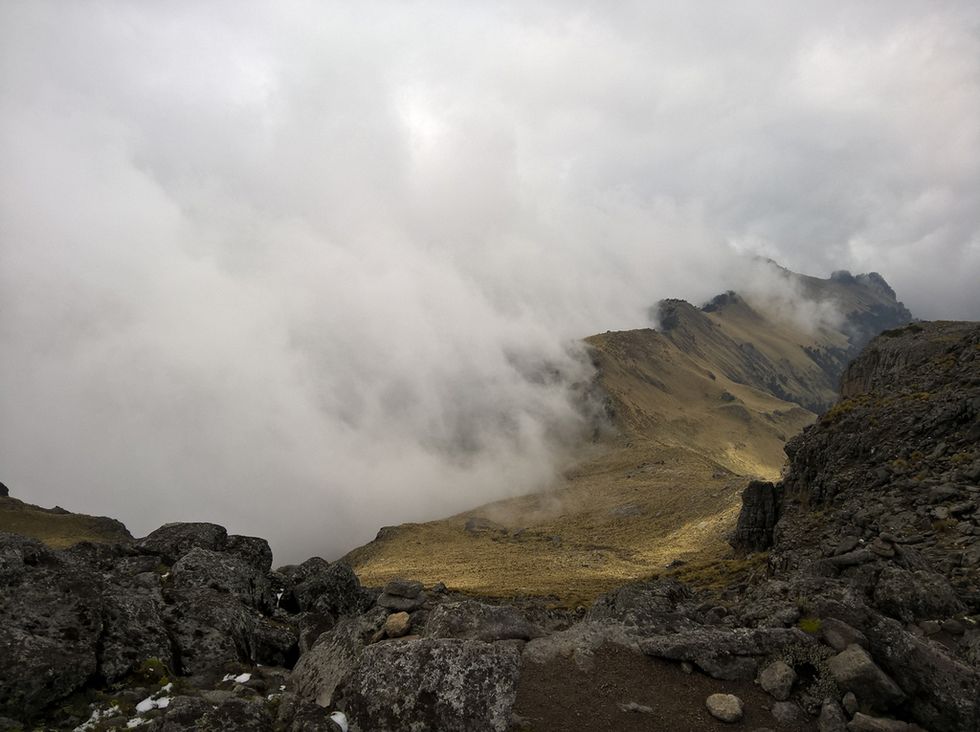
[252,616,298,666]
[822,617,869,652]
[377,591,427,612]
[872,567,964,623]
[225,534,273,573]
[341,638,521,732]
[290,607,388,707]
[0,535,103,718]
[98,587,173,682]
[827,644,905,711]
[383,578,424,598]
[286,559,364,617]
[864,614,979,732]
[771,701,805,724]
[138,522,228,564]
[424,601,539,642]
[640,626,814,680]
[164,589,255,675]
[731,481,783,553]
[842,691,859,716]
[522,622,640,673]
[171,547,273,611]
[846,712,911,731]
[819,699,849,732]
[705,693,744,723]
[758,659,796,701]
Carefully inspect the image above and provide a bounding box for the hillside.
[346,269,911,601]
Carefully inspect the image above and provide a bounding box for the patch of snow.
[74,703,122,731]
[160,682,173,693]
[135,695,171,714]
[330,711,349,732]
[279,684,286,691]
[126,718,144,729]
[234,672,252,683]
[222,673,236,682]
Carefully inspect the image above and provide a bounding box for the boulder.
[138,522,228,564]
[225,535,274,573]
[819,699,849,732]
[821,617,869,652]
[383,578,423,598]
[846,712,911,731]
[640,626,814,680]
[0,535,103,719]
[170,547,274,611]
[705,693,744,723]
[872,567,964,623]
[98,587,173,682]
[522,622,641,672]
[424,601,538,642]
[285,558,364,617]
[164,590,255,675]
[827,644,904,711]
[341,638,521,732]
[252,616,299,667]
[290,608,388,707]
[758,659,796,701]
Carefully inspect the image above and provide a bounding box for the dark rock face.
[0,482,7,498]
[0,521,365,724]
[731,480,783,554]
[138,522,229,564]
[281,557,365,617]
[341,639,522,732]
[729,320,980,731]
[0,534,102,718]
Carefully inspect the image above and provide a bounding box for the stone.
[170,546,273,611]
[424,601,538,642]
[872,567,963,623]
[289,608,388,707]
[384,611,411,638]
[640,626,814,681]
[138,522,228,564]
[341,638,521,732]
[731,481,783,553]
[383,578,423,598]
[164,589,255,675]
[846,712,910,731]
[819,699,849,732]
[705,693,744,723]
[286,559,364,618]
[98,587,173,683]
[822,617,870,652]
[225,534,274,573]
[378,590,427,612]
[758,659,796,701]
[771,701,805,724]
[0,535,104,718]
[252,616,299,666]
[827,644,905,711]
[842,691,859,716]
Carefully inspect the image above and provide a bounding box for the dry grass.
[351,319,820,605]
[0,496,131,548]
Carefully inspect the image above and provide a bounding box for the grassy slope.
[0,496,132,548]
[348,310,817,604]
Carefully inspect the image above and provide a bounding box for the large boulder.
[0,534,103,719]
[164,590,255,675]
[138,523,229,565]
[281,558,364,617]
[424,601,538,642]
[290,608,388,707]
[341,638,521,732]
[98,587,173,682]
[827,644,904,712]
[640,626,814,681]
[871,567,964,623]
[170,547,274,611]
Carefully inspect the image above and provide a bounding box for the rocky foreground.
[1,320,979,731]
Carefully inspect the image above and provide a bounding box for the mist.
[2,1,978,562]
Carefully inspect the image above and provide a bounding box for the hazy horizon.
[2,2,978,562]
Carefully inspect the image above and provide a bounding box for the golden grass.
[0,497,131,548]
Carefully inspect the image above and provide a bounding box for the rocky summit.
[1,319,978,731]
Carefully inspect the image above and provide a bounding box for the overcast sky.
[2,1,978,562]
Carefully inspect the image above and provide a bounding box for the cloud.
[1,1,978,561]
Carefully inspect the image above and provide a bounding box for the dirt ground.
[512,643,818,732]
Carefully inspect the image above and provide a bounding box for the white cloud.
[1,1,977,561]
